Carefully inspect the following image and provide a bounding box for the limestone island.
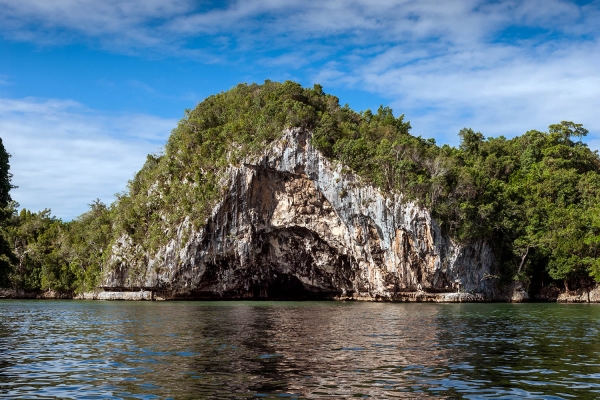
[2,81,599,303]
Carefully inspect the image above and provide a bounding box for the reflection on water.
[1,301,599,399]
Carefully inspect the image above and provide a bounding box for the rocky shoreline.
[2,285,599,303]
[0,288,489,302]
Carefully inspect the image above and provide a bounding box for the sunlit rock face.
[103,129,496,300]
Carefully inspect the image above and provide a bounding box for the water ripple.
[1,301,599,398]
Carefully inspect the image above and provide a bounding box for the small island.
[1,81,599,302]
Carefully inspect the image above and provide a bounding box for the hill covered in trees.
[1,81,599,297]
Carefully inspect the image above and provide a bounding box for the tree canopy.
[0,138,17,286]
[0,138,14,209]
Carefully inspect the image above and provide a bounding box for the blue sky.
[1,0,599,220]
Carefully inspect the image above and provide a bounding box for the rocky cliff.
[100,129,503,301]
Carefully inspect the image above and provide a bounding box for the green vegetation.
[1,81,599,294]
[312,114,600,290]
[0,138,18,287]
[3,202,112,293]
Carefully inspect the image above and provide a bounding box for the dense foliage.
[312,114,600,289]
[2,202,112,293]
[1,81,599,294]
[0,138,18,286]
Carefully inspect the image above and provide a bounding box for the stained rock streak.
[102,130,497,301]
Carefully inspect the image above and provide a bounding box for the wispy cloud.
[0,97,177,219]
[3,1,593,53]
[341,37,600,145]
[1,0,599,193]
[127,79,157,95]
[0,0,190,49]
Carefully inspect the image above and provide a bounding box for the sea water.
[1,300,599,399]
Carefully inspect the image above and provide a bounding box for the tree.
[0,138,15,208]
[0,137,17,286]
[458,128,485,156]
[548,121,588,144]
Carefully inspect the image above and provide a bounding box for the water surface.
[1,301,599,399]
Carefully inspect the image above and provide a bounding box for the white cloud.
[351,36,600,146]
[0,97,177,220]
[1,0,599,162]
[0,0,192,53]
[1,0,591,52]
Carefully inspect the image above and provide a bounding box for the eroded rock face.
[103,129,496,300]
[557,287,600,303]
